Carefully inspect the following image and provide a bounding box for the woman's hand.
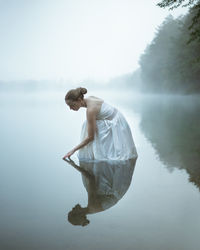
[62,149,75,160]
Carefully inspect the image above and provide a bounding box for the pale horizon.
[0,0,189,83]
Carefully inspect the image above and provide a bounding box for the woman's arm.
[63,108,96,159]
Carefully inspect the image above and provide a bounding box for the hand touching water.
[62,149,75,159]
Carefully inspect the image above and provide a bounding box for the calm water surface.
[0,90,200,250]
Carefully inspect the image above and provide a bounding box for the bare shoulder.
[86,96,104,117]
[88,96,104,102]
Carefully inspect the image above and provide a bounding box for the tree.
[157,0,200,43]
[139,13,200,93]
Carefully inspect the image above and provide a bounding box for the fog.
[1,2,200,249]
[0,0,188,86]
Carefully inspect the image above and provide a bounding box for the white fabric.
[78,102,138,161]
[80,158,137,212]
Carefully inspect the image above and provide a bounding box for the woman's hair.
[68,204,90,227]
[65,87,87,104]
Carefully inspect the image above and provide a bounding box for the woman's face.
[67,99,81,111]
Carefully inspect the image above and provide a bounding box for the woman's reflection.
[64,158,137,226]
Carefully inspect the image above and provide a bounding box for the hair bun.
[65,87,87,103]
[79,87,87,95]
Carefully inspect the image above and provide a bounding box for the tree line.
[139,2,200,93]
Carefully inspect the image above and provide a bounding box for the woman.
[63,87,137,161]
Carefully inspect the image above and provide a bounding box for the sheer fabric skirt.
[78,111,138,161]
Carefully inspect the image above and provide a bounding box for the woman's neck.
[82,98,88,108]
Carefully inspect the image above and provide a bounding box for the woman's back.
[86,96,104,116]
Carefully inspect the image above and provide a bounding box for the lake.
[1,90,200,250]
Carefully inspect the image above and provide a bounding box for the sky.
[0,0,189,83]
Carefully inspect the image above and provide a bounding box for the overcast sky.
[0,0,189,82]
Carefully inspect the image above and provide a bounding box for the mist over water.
[1,88,200,250]
[1,0,199,248]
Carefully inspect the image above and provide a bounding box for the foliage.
[157,0,200,43]
[139,12,200,93]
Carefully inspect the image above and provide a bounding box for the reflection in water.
[138,96,200,190]
[64,158,137,226]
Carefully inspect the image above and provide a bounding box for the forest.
[139,1,200,94]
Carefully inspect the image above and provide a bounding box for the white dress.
[78,102,138,161]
